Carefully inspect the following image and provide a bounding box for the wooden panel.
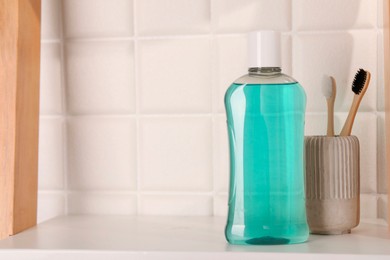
[384,0,390,231]
[0,0,41,239]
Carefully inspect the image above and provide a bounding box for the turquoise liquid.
[224,82,309,245]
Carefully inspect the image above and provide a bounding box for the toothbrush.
[322,75,336,137]
[340,69,371,136]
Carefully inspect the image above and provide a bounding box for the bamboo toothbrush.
[322,75,337,136]
[340,69,371,136]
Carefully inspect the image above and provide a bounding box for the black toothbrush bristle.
[352,68,367,95]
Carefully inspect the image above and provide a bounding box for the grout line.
[290,0,297,77]
[375,72,384,199]
[133,0,141,215]
[139,191,215,196]
[38,190,69,195]
[291,28,379,35]
[375,0,382,115]
[58,0,70,216]
[289,0,294,33]
[307,111,380,115]
[361,193,385,197]
[41,111,381,118]
[65,190,139,195]
[64,113,216,118]
[210,5,216,216]
[377,0,384,29]
[41,38,62,44]
[63,190,216,196]
[64,34,212,43]
[39,114,67,119]
[61,28,380,43]
[210,0,218,216]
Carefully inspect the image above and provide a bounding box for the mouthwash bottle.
[224,31,309,245]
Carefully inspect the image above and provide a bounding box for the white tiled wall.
[38,0,388,223]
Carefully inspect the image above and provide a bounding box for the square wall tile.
[37,193,65,223]
[40,43,62,115]
[66,41,135,115]
[215,35,292,112]
[378,114,387,193]
[68,117,136,190]
[68,192,137,215]
[214,194,228,216]
[214,35,247,113]
[293,32,377,113]
[63,0,133,38]
[360,194,378,220]
[293,0,377,31]
[214,115,229,193]
[139,117,212,191]
[136,0,210,35]
[306,114,332,136]
[138,39,211,113]
[41,0,61,40]
[139,195,212,215]
[336,113,377,193]
[38,118,64,190]
[212,0,291,33]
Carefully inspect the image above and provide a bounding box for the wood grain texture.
[384,0,390,231]
[326,76,336,137]
[0,0,41,239]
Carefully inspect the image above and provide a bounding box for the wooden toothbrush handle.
[340,95,361,136]
[327,99,335,136]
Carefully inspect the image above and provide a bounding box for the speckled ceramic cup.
[304,136,360,235]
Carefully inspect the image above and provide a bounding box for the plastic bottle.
[224,31,309,245]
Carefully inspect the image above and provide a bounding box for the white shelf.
[0,215,389,260]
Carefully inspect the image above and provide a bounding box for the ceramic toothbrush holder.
[304,135,360,235]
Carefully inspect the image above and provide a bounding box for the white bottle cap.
[248,31,281,68]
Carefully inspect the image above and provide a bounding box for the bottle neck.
[248,67,281,76]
